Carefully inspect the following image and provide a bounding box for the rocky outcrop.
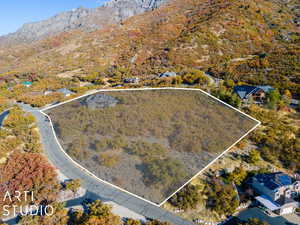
[0,7,93,44]
[0,0,168,46]
[82,94,120,109]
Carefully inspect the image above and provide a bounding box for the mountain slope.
[0,0,167,45]
[0,0,299,93]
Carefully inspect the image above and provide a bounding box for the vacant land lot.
[46,89,258,204]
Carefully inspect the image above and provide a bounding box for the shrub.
[224,167,247,186]
[127,140,167,161]
[144,158,187,186]
[0,153,60,214]
[107,136,128,150]
[205,178,239,216]
[125,219,142,225]
[169,184,201,210]
[146,220,171,225]
[182,69,210,85]
[99,152,120,168]
[248,149,261,164]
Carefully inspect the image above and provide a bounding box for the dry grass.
[47,89,258,204]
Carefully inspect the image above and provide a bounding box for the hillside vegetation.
[46,89,257,204]
[0,107,60,218]
[0,0,299,93]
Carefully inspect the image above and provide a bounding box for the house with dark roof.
[234,85,274,104]
[251,172,300,215]
[159,71,177,78]
[123,77,140,84]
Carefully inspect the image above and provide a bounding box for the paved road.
[19,103,194,225]
[238,207,300,225]
[4,191,145,225]
[0,109,10,127]
[64,191,146,222]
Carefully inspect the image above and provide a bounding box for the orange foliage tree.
[0,153,60,213]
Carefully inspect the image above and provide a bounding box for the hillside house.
[291,99,299,107]
[159,71,177,78]
[22,81,33,88]
[234,85,274,104]
[123,77,140,84]
[251,172,300,215]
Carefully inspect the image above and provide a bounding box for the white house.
[251,172,300,215]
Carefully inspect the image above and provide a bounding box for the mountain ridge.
[0,0,167,45]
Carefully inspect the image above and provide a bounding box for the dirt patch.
[56,42,81,55]
[56,69,82,78]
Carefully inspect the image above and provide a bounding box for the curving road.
[0,109,10,127]
[19,103,194,225]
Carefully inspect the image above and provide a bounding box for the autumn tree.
[146,220,171,225]
[248,149,261,165]
[20,202,69,225]
[182,69,210,85]
[211,86,241,108]
[23,129,42,153]
[205,178,239,216]
[71,200,121,225]
[283,89,292,99]
[3,107,35,133]
[225,167,248,186]
[266,89,281,109]
[19,215,40,225]
[0,153,60,214]
[65,179,81,196]
[248,107,300,171]
[279,89,292,107]
[1,107,41,154]
[125,219,142,225]
[169,184,201,210]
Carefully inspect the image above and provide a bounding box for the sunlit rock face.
[0,0,169,45]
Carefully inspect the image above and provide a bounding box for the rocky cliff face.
[0,0,168,45]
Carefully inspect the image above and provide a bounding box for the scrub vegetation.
[0,107,60,218]
[47,89,258,204]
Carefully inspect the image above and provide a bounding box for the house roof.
[22,81,33,86]
[255,195,281,211]
[57,88,74,95]
[256,85,274,93]
[254,172,292,191]
[234,85,260,99]
[234,85,274,100]
[291,99,299,105]
[159,71,177,78]
[123,77,139,83]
